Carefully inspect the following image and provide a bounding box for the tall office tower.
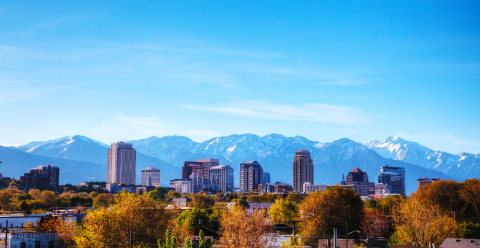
[141,167,161,187]
[263,172,271,184]
[182,162,204,180]
[196,158,219,179]
[378,165,406,195]
[292,150,314,192]
[240,161,263,192]
[209,165,234,192]
[107,142,136,185]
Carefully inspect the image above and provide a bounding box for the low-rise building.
[417,177,440,188]
[172,198,191,207]
[258,182,293,194]
[303,182,327,193]
[106,184,155,194]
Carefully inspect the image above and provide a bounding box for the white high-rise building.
[209,165,234,192]
[107,142,136,185]
[141,167,160,187]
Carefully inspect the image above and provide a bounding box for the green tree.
[198,229,215,248]
[184,237,194,248]
[147,187,170,202]
[268,198,299,226]
[460,221,480,239]
[168,190,182,199]
[158,230,177,248]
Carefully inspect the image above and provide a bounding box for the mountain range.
[1,134,478,194]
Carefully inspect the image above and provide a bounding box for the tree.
[20,200,29,211]
[92,193,114,207]
[361,209,390,237]
[286,193,307,204]
[390,197,459,247]
[415,180,465,213]
[460,221,480,239]
[299,186,364,246]
[376,195,404,215]
[198,229,214,248]
[460,178,480,217]
[189,193,215,209]
[218,207,276,248]
[281,236,303,248]
[184,237,194,248]
[54,217,76,247]
[147,187,171,202]
[168,190,182,199]
[158,230,177,248]
[268,198,299,226]
[236,196,250,209]
[74,191,173,247]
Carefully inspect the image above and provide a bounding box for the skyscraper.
[141,167,161,186]
[292,150,314,192]
[378,165,406,195]
[263,172,271,184]
[182,162,204,180]
[240,161,263,192]
[107,142,136,185]
[209,165,234,192]
[196,158,219,179]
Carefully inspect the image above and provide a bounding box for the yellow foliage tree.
[391,197,459,247]
[74,191,173,247]
[268,198,299,226]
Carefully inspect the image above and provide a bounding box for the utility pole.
[5,220,8,247]
[346,223,348,248]
[129,229,133,248]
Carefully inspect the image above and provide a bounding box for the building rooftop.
[440,238,480,248]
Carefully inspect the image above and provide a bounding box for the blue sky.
[0,1,479,154]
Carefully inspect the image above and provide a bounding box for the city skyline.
[0,1,479,154]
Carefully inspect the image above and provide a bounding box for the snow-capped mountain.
[128,134,323,184]
[11,135,180,186]
[314,138,454,194]
[365,136,480,180]
[5,133,475,192]
[20,135,109,164]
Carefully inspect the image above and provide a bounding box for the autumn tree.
[376,195,405,215]
[460,178,480,217]
[286,192,307,204]
[299,186,364,246]
[390,197,459,247]
[268,198,299,226]
[74,191,173,247]
[189,193,215,209]
[414,180,468,216]
[362,209,390,237]
[92,193,114,207]
[218,207,276,248]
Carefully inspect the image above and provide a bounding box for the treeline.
[4,179,480,247]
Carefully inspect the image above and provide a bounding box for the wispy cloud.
[181,101,371,125]
[89,116,165,142]
[0,85,71,103]
[415,133,480,147]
